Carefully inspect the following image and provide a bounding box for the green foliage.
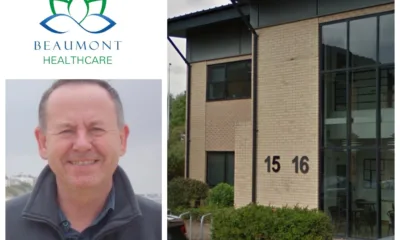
[168,92,186,181]
[168,177,209,209]
[207,183,234,208]
[211,204,333,240]
[169,92,186,129]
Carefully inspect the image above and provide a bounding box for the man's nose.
[72,130,92,151]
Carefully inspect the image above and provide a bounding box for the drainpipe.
[167,36,191,178]
[230,0,259,204]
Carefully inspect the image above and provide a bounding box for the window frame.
[319,10,395,238]
[206,59,252,101]
[205,151,235,188]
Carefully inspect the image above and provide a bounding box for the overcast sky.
[168,0,230,95]
[6,80,161,195]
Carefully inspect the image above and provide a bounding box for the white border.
[0,0,167,238]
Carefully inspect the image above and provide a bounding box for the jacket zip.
[22,214,65,240]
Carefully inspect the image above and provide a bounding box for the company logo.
[40,0,116,34]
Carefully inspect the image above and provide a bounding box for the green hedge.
[212,204,333,240]
[207,183,234,208]
[168,177,209,209]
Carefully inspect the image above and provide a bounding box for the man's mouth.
[68,160,99,166]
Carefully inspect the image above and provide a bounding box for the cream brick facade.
[254,3,394,209]
[188,55,252,182]
[187,3,394,207]
[255,18,320,209]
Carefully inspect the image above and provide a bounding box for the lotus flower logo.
[40,0,116,34]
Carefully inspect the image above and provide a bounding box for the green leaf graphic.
[49,0,106,17]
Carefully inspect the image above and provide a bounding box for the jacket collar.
[22,165,142,228]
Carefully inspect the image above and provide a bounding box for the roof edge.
[168,3,247,23]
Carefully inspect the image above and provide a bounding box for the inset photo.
[6,79,162,239]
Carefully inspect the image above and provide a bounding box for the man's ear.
[119,124,130,157]
[34,127,48,160]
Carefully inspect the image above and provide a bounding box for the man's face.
[34,83,129,188]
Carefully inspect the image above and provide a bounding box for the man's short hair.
[38,79,125,130]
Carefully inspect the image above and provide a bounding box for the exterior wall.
[206,100,251,151]
[255,3,394,209]
[234,121,253,207]
[318,3,394,23]
[250,0,393,28]
[188,55,252,182]
[187,19,251,63]
[256,18,320,209]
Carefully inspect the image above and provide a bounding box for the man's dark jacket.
[6,165,161,240]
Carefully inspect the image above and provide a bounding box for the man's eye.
[92,128,105,132]
[60,130,73,134]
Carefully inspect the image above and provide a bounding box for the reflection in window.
[379,14,394,64]
[381,68,395,108]
[321,11,395,238]
[207,60,251,100]
[350,17,377,67]
[322,22,347,70]
[349,69,377,110]
[206,152,234,187]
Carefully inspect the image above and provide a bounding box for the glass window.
[206,152,234,187]
[207,60,251,101]
[322,22,347,70]
[349,17,377,67]
[323,72,347,148]
[379,14,394,64]
[321,11,394,238]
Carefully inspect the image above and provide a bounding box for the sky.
[168,0,230,96]
[6,79,162,195]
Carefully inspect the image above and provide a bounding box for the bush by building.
[207,183,234,208]
[211,204,333,240]
[168,177,209,209]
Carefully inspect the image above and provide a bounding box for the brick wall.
[256,17,320,208]
[234,121,253,207]
[186,2,394,205]
[255,3,394,209]
[188,55,252,182]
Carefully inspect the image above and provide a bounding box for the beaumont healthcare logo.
[34,0,121,65]
[40,0,116,34]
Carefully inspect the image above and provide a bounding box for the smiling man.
[6,80,161,240]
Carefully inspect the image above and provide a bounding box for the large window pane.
[380,68,394,148]
[350,17,377,67]
[322,22,347,70]
[207,60,251,100]
[323,72,347,147]
[349,149,377,239]
[379,14,394,64]
[380,150,394,238]
[207,153,226,187]
[226,81,251,99]
[322,149,348,236]
[350,69,377,147]
[226,153,234,186]
[208,82,225,100]
[209,65,225,83]
[206,152,235,187]
[226,61,250,82]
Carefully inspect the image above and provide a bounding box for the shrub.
[212,204,333,240]
[207,183,234,207]
[168,177,209,209]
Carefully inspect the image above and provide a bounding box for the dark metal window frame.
[318,10,394,239]
[206,59,252,101]
[205,151,235,188]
